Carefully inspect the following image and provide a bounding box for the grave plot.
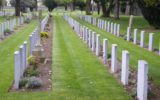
[10,12,52,92]
[65,15,160,99]
[0,14,35,41]
[0,17,39,93]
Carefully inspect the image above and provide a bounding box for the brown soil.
[9,16,53,92]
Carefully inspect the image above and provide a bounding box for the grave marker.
[121,50,129,85]
[148,33,154,51]
[140,31,145,48]
[96,34,100,56]
[137,60,148,100]
[103,39,108,64]
[111,44,118,73]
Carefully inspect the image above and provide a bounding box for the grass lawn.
[0,14,132,100]
[0,20,38,93]
[71,15,160,86]
[72,11,160,49]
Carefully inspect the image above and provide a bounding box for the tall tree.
[43,0,57,12]
[114,0,120,19]
[86,0,91,15]
[136,0,160,29]
[93,0,100,15]
[15,0,21,16]
[100,0,114,17]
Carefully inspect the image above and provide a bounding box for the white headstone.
[103,39,108,64]
[111,23,113,33]
[148,33,154,51]
[111,44,118,73]
[137,60,148,100]
[117,24,120,37]
[114,23,117,35]
[14,51,21,89]
[133,29,138,44]
[107,21,110,32]
[24,41,28,68]
[88,30,92,48]
[140,31,145,48]
[121,50,129,85]
[127,27,131,41]
[96,34,100,56]
[92,32,96,51]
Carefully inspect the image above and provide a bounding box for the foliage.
[24,67,39,77]
[144,0,160,6]
[19,77,29,88]
[4,29,11,34]
[24,18,31,24]
[107,53,111,59]
[25,77,42,89]
[10,0,36,12]
[136,0,160,29]
[43,0,57,12]
[76,1,86,11]
[27,56,40,69]
[41,32,49,38]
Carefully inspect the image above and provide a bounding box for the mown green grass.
[0,14,132,100]
[0,20,38,93]
[71,15,160,86]
[71,11,160,49]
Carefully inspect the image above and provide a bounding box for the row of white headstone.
[0,18,16,38]
[0,11,15,16]
[13,14,49,89]
[64,14,148,100]
[78,15,160,55]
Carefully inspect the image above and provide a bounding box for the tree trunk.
[97,2,100,15]
[15,0,20,16]
[35,0,38,11]
[114,0,119,19]
[65,3,67,11]
[86,0,91,15]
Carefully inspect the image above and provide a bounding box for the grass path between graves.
[71,15,160,86]
[0,20,38,93]
[0,14,132,100]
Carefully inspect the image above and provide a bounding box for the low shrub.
[24,18,31,24]
[4,29,11,34]
[23,67,39,77]
[41,32,49,38]
[27,56,40,69]
[107,53,111,59]
[19,77,29,88]
[26,77,42,89]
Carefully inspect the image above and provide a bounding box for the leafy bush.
[24,67,39,77]
[24,18,31,24]
[19,77,29,88]
[107,53,111,59]
[41,32,49,38]
[26,77,42,89]
[4,29,11,34]
[27,56,40,69]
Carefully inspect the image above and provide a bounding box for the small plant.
[26,77,42,89]
[107,53,111,59]
[4,29,11,34]
[24,67,39,77]
[27,56,40,69]
[24,18,31,24]
[41,32,49,38]
[19,77,29,88]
